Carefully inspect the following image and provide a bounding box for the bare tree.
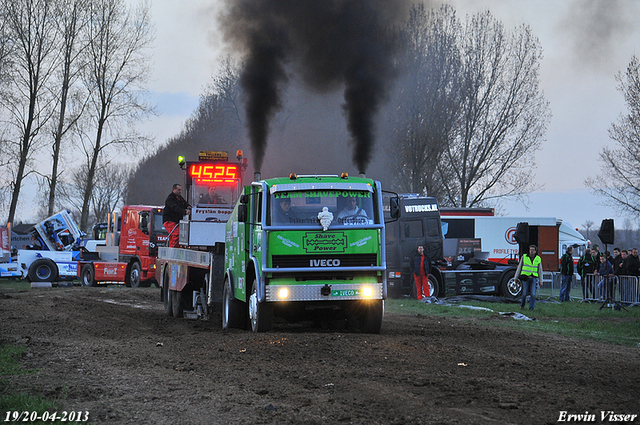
[0,0,60,224]
[0,5,13,92]
[0,10,12,206]
[437,12,550,207]
[387,4,462,199]
[77,0,154,231]
[388,8,549,207]
[582,219,595,241]
[45,0,90,216]
[91,162,131,223]
[587,55,640,217]
[55,160,129,228]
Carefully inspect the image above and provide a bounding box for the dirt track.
[1,286,639,424]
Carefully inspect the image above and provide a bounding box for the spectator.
[622,248,640,275]
[559,246,574,302]
[516,244,543,310]
[577,248,597,300]
[612,248,623,275]
[622,248,640,302]
[591,244,601,264]
[604,250,613,265]
[163,183,191,248]
[595,255,614,301]
[410,245,431,300]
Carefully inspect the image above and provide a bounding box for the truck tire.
[249,279,273,332]
[410,275,417,299]
[163,268,173,316]
[500,270,521,299]
[428,273,439,298]
[81,264,96,287]
[356,299,384,333]
[222,277,245,329]
[169,289,184,317]
[28,259,59,282]
[128,261,142,288]
[171,290,185,318]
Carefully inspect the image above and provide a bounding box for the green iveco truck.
[222,173,396,333]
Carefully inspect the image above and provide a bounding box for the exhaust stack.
[254,171,262,181]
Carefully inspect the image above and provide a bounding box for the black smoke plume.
[220,0,411,173]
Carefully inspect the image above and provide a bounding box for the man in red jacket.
[163,184,191,248]
[410,245,431,300]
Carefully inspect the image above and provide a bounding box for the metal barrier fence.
[543,272,639,304]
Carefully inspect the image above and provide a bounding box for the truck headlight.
[363,286,373,297]
[278,287,289,300]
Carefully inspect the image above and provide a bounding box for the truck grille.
[271,254,378,268]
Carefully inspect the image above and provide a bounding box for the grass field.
[0,345,83,425]
[386,297,640,347]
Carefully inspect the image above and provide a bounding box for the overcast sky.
[91,1,640,233]
[449,0,640,231]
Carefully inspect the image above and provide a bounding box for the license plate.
[331,289,361,297]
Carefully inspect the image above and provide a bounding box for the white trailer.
[440,213,587,271]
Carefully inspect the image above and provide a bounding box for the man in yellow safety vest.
[516,244,544,310]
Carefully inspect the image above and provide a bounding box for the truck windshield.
[152,213,167,234]
[192,181,239,206]
[270,190,375,227]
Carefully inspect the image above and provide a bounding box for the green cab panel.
[267,229,380,256]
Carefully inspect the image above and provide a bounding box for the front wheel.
[500,270,521,299]
[222,277,246,329]
[28,259,59,282]
[357,300,384,334]
[249,279,273,332]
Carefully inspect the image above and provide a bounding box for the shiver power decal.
[303,232,347,253]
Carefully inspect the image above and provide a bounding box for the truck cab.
[77,206,167,287]
[119,205,167,285]
[384,195,444,298]
[223,174,388,333]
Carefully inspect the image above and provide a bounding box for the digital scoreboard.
[188,163,239,184]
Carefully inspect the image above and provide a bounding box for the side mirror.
[139,211,150,235]
[390,198,400,220]
[240,194,249,204]
[238,204,248,223]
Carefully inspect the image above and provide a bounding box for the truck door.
[249,188,263,302]
[401,219,424,267]
[251,189,263,265]
[119,209,139,257]
[137,210,150,256]
[424,217,443,262]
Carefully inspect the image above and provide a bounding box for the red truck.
[78,205,167,287]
